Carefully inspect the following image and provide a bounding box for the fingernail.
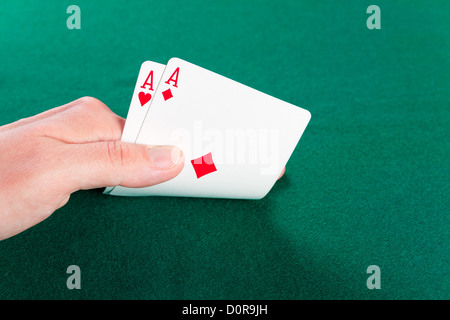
[147,146,181,169]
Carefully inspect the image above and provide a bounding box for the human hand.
[0,97,184,240]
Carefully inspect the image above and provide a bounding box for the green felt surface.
[0,0,449,299]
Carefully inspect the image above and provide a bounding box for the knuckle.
[76,96,102,106]
[106,141,131,169]
[76,96,111,113]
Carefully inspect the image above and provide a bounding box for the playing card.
[108,58,311,199]
[104,61,164,194]
[120,61,165,143]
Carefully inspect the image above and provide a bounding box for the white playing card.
[120,61,165,143]
[108,58,311,199]
[104,61,164,195]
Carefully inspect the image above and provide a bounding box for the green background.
[0,0,448,299]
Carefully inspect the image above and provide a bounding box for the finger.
[34,97,126,143]
[0,99,79,134]
[2,97,125,143]
[61,140,185,191]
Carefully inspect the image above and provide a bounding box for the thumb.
[64,141,185,191]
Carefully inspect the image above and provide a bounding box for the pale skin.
[0,97,285,240]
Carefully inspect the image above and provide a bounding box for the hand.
[0,97,184,240]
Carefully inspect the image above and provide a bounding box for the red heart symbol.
[138,92,152,106]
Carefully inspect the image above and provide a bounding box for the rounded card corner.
[304,109,311,121]
[168,57,182,65]
[140,61,150,68]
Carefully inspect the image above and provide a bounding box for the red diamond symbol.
[191,152,217,179]
[162,88,173,101]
